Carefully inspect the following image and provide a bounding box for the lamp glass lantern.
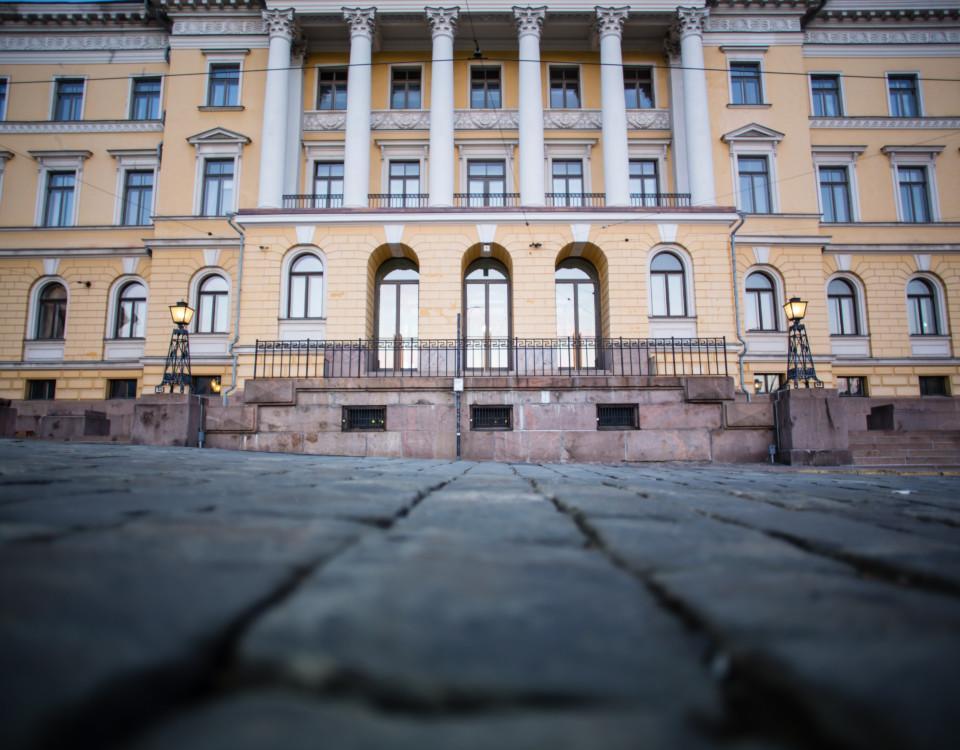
[783,297,807,323]
[169,300,195,328]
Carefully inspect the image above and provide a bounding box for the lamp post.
[781,296,822,389]
[156,300,194,393]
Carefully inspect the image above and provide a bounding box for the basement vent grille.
[342,406,387,431]
[597,404,639,430]
[471,405,512,431]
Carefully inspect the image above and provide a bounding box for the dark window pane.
[738,156,770,213]
[919,376,948,397]
[730,62,762,105]
[317,68,348,110]
[811,75,841,116]
[108,379,138,399]
[122,170,154,225]
[819,166,851,223]
[207,63,240,107]
[470,66,501,109]
[391,67,421,109]
[201,159,234,216]
[623,67,654,108]
[53,78,84,120]
[131,77,161,120]
[26,379,56,400]
[888,74,919,117]
[549,67,580,108]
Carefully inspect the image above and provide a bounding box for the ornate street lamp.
[781,296,822,389]
[156,300,194,393]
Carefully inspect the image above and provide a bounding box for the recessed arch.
[742,264,786,333]
[27,276,69,340]
[105,275,148,340]
[280,245,328,321]
[366,243,419,339]
[463,255,512,369]
[556,242,609,339]
[188,269,231,334]
[826,272,868,337]
[647,244,695,319]
[906,272,948,336]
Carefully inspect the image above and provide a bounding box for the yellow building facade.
[0,0,958,407]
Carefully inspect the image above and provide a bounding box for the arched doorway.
[464,258,511,370]
[555,258,601,369]
[375,259,419,370]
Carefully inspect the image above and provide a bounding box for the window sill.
[104,338,145,361]
[727,103,772,109]
[198,105,244,112]
[909,335,950,358]
[23,339,65,362]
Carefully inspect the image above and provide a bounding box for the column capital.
[425,7,459,39]
[513,6,546,38]
[663,31,681,61]
[343,6,376,40]
[675,7,708,40]
[594,6,628,40]
[263,8,296,42]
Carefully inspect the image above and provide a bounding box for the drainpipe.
[728,211,749,400]
[224,214,246,406]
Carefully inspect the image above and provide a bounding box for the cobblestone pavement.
[1,440,959,750]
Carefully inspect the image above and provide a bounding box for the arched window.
[907,278,940,336]
[827,278,859,336]
[464,258,510,369]
[745,271,778,331]
[36,282,67,340]
[555,259,600,369]
[196,274,229,333]
[287,253,324,319]
[115,281,147,338]
[375,259,419,370]
[650,251,686,317]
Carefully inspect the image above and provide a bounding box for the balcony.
[280,192,692,211]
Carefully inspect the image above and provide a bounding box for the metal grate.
[597,404,639,430]
[471,405,512,431]
[342,406,387,431]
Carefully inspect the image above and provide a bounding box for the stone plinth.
[0,399,16,437]
[38,410,109,440]
[774,388,852,466]
[131,394,201,448]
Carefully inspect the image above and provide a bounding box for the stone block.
[724,401,774,428]
[773,388,852,466]
[711,428,774,463]
[401,428,456,459]
[131,395,201,448]
[204,405,257,433]
[258,405,340,433]
[520,403,597,432]
[249,431,305,454]
[638,403,722,430]
[39,410,110,440]
[0,403,17,437]
[624,429,711,462]
[243,379,295,405]
[563,430,627,463]
[683,377,735,402]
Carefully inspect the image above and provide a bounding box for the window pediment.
[186,127,251,147]
[721,123,785,145]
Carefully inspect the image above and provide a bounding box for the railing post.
[671,337,677,376]
[253,340,259,379]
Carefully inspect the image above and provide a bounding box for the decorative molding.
[834,254,850,271]
[0,120,163,135]
[675,7,708,39]
[425,7,459,39]
[626,109,671,129]
[262,9,296,41]
[657,223,677,243]
[811,117,960,130]
[203,248,221,267]
[343,7,377,40]
[186,127,251,146]
[122,257,140,275]
[595,7,629,40]
[706,17,800,33]
[914,253,932,272]
[302,111,348,131]
[513,6,547,38]
[825,244,960,254]
[370,110,431,130]
[295,226,315,245]
[805,29,960,45]
[544,109,602,130]
[172,19,265,36]
[753,246,770,265]
[43,258,60,276]
[0,33,167,52]
[455,109,519,129]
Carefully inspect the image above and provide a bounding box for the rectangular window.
[549,66,580,108]
[207,63,240,107]
[470,66,502,109]
[316,68,348,110]
[597,404,639,430]
[623,67,654,108]
[550,160,584,206]
[470,405,512,431]
[730,62,763,105]
[388,161,420,207]
[888,74,920,117]
[629,160,659,206]
[836,376,867,397]
[466,160,506,207]
[390,67,421,109]
[107,379,138,399]
[919,376,949,397]
[121,170,154,225]
[738,156,771,213]
[342,405,387,431]
[0,78,8,120]
[753,373,782,394]
[26,379,56,400]
[897,166,931,223]
[191,376,221,397]
[201,159,234,216]
[53,78,84,121]
[810,74,842,116]
[312,162,344,208]
[43,171,76,227]
[130,77,161,120]
[819,166,852,223]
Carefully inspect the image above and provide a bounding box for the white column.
[257,8,295,208]
[284,45,305,197]
[676,7,715,206]
[664,36,690,195]
[426,7,458,207]
[513,6,547,207]
[596,7,630,207]
[342,7,376,208]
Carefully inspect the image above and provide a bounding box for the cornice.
[805,29,960,44]
[0,32,168,52]
[706,16,801,33]
[0,120,164,135]
[0,2,159,27]
[818,9,960,23]
[171,18,266,36]
[810,117,960,130]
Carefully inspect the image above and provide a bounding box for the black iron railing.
[545,192,606,207]
[630,192,691,208]
[253,337,728,379]
[453,192,522,208]
[282,194,344,209]
[279,192,694,210]
[368,193,430,209]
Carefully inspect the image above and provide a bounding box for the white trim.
[628,141,669,196]
[885,71,924,117]
[109,149,159,226]
[467,61,505,110]
[906,272,949,338]
[743,264,786,334]
[279,245,327,321]
[648,243,696,320]
[375,140,428,197]
[811,148,863,223]
[621,62,658,109]
[456,140,517,194]
[731,151,779,215]
[105,275,149,343]
[31,151,90,227]
[127,74,165,121]
[303,142,346,194]
[543,140,596,195]
[0,149,11,206]
[26,275,68,342]
[0,75,8,121]
[546,62,584,109]
[387,62,425,111]
[189,268,232,338]
[203,53,245,108]
[807,71,845,117]
[723,50,766,106]
[884,147,942,223]
[826,272,869,339]
[50,74,85,121]
[313,63,349,111]
[189,134,246,216]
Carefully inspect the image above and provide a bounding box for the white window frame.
[812,147,864,223]
[0,150,12,205]
[544,140,596,195]
[743,265,786,333]
[456,140,517,194]
[647,244,697,333]
[26,275,69,340]
[732,151,777,214]
[127,75,164,120]
[304,142,346,195]
[882,146,943,223]
[808,72,845,117]
[388,63,425,110]
[187,132,247,216]
[0,76,9,120]
[374,140,427,196]
[280,246,327,321]
[885,71,923,117]
[30,150,91,227]
[467,62,504,109]
[189,268,232,336]
[722,48,768,106]
[622,63,657,110]
[108,149,159,226]
[826,272,869,338]
[547,63,584,109]
[313,64,349,111]
[906,272,948,337]
[202,51,247,108]
[628,140,669,196]
[50,75,86,120]
[103,275,149,361]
